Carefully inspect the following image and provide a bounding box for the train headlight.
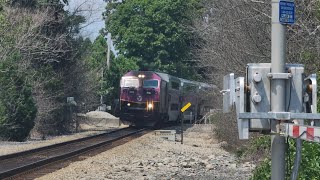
[127,103,131,106]
[147,103,153,109]
[138,74,145,78]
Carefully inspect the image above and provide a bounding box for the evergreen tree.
[0,53,37,141]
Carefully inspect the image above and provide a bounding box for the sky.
[64,0,106,41]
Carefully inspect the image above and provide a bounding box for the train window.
[123,79,139,87]
[184,85,197,92]
[171,81,180,90]
[143,80,158,88]
[170,104,179,111]
[185,105,195,112]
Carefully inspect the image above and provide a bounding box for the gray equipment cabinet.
[222,63,320,139]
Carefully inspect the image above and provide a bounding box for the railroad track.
[0,127,147,179]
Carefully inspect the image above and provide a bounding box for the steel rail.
[0,127,146,179]
[0,128,123,161]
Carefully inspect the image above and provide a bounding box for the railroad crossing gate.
[284,124,320,143]
[181,102,192,113]
[221,63,320,142]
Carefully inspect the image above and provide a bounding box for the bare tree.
[193,0,270,89]
[195,0,320,88]
[193,0,320,148]
[0,4,100,138]
[0,7,70,68]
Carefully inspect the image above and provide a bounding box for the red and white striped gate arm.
[285,124,320,143]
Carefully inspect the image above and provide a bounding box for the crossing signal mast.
[221,0,320,179]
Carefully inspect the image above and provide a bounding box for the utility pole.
[100,33,112,106]
[100,67,104,105]
[271,0,286,179]
[106,33,111,70]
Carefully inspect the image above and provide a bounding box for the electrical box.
[247,63,271,131]
[222,73,235,113]
[246,64,305,131]
[221,63,320,139]
[285,64,304,113]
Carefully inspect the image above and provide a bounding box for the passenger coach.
[119,71,214,127]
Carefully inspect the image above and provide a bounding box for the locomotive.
[119,71,214,127]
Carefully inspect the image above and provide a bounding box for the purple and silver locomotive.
[119,71,214,127]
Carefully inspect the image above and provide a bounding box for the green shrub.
[0,54,37,141]
[251,139,320,179]
[297,141,320,179]
[251,158,271,180]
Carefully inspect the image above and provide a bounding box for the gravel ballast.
[35,124,255,180]
[0,111,123,156]
[0,128,121,156]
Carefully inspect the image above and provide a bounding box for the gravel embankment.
[0,128,121,156]
[0,111,123,156]
[36,124,255,180]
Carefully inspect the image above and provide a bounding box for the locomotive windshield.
[143,80,158,88]
[123,79,139,87]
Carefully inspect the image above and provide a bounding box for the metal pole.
[101,33,112,106]
[271,0,286,179]
[181,114,184,144]
[100,66,104,105]
[291,139,302,180]
[107,33,111,70]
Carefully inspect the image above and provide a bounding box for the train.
[118,71,215,127]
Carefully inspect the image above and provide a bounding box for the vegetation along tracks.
[0,127,148,179]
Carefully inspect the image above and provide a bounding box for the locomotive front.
[119,71,161,126]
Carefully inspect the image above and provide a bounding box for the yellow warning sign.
[181,102,192,112]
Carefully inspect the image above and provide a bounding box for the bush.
[211,111,250,151]
[251,158,271,180]
[251,139,320,179]
[295,141,320,179]
[0,54,37,141]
